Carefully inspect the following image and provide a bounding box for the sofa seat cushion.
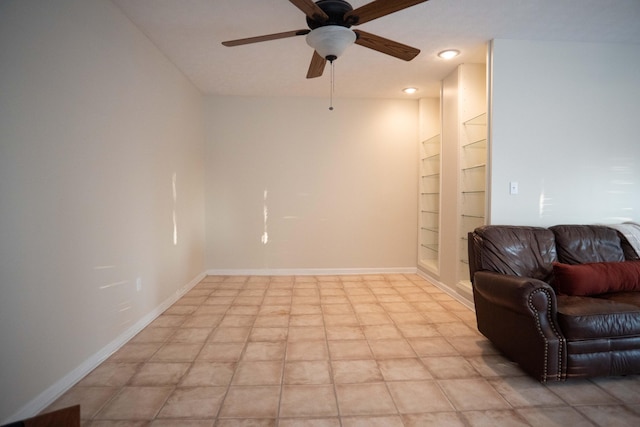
[556,295,640,340]
[594,291,640,306]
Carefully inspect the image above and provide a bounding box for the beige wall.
[205,96,419,272]
[490,39,640,225]
[0,0,205,422]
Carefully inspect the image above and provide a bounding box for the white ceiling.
[112,0,640,99]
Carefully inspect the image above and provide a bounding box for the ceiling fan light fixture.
[306,25,356,61]
[438,49,460,59]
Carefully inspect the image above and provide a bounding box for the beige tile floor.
[46,274,640,426]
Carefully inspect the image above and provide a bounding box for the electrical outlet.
[136,277,142,292]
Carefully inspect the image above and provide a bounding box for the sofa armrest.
[474,271,557,314]
[473,271,566,382]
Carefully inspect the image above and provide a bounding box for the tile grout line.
[321,277,346,426]
[210,276,250,423]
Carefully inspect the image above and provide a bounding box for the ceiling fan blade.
[345,0,429,26]
[307,51,327,78]
[289,0,329,22]
[354,30,420,61]
[222,29,309,47]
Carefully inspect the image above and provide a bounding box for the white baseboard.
[416,269,475,310]
[3,271,206,425]
[206,267,418,276]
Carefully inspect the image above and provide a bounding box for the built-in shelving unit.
[419,134,441,273]
[417,62,486,306]
[459,113,487,283]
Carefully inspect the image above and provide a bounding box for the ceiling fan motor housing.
[307,0,355,29]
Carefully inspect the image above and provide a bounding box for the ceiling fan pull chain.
[329,60,335,111]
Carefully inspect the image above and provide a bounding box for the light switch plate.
[510,181,519,195]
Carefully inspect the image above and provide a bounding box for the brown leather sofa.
[468,224,640,382]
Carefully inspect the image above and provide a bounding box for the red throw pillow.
[552,261,640,296]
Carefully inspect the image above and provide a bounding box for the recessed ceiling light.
[438,49,460,59]
[403,87,418,95]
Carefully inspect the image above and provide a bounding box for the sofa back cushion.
[469,225,557,282]
[550,225,624,264]
[608,223,640,261]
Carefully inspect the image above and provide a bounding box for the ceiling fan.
[222,0,429,79]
